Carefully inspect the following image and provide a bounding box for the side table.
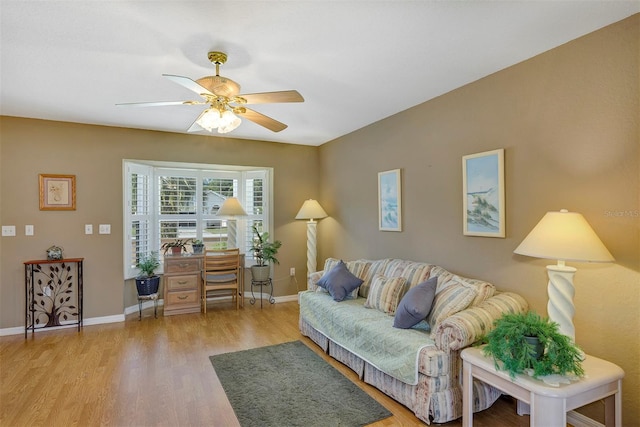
[461,346,624,427]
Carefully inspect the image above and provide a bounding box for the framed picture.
[462,149,505,237]
[378,169,402,232]
[39,174,76,211]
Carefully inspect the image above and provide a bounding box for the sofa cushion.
[393,276,438,329]
[358,259,390,298]
[426,281,477,328]
[364,274,408,314]
[317,260,364,302]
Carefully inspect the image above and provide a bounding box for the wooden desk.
[461,346,624,427]
[163,253,245,315]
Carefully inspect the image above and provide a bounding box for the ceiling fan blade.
[163,74,214,96]
[239,90,304,104]
[117,100,205,107]
[186,110,207,133]
[237,107,288,132]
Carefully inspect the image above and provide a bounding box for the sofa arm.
[433,292,528,351]
[307,270,325,291]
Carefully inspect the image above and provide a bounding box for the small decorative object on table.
[46,245,64,260]
[161,239,191,256]
[481,311,584,379]
[191,239,205,254]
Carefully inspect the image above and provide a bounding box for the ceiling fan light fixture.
[196,108,222,132]
[217,110,242,134]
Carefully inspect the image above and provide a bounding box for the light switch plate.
[85,224,93,234]
[25,225,34,236]
[99,224,111,234]
[2,225,16,237]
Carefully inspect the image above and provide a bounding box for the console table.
[24,258,84,338]
[461,346,624,427]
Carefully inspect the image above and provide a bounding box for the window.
[124,161,271,279]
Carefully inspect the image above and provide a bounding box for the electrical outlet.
[2,225,16,237]
[290,267,295,276]
[25,225,34,236]
[99,224,111,234]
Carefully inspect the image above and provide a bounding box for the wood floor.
[1,300,532,427]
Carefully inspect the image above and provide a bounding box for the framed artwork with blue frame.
[378,169,402,232]
[462,149,505,238]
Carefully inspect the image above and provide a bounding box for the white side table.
[461,346,624,427]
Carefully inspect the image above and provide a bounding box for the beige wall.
[318,15,639,422]
[0,119,320,325]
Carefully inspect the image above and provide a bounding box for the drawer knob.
[179,263,189,268]
[178,280,188,285]
[178,295,188,300]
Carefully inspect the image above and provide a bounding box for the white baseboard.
[1,313,125,336]
[1,293,300,336]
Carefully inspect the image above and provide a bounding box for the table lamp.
[514,209,614,342]
[295,199,328,277]
[217,197,247,249]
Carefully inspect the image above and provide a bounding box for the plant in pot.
[161,239,191,256]
[249,225,282,282]
[135,251,161,295]
[192,239,205,254]
[482,311,584,379]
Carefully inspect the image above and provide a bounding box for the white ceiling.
[1,1,638,146]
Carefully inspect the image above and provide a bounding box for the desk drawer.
[166,289,199,306]
[166,274,199,291]
[165,258,201,273]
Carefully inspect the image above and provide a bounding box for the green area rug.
[209,340,392,427]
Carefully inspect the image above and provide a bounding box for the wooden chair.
[202,248,240,312]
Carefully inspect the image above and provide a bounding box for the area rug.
[209,340,392,427]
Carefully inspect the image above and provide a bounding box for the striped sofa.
[299,258,528,424]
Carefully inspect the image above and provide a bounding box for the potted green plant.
[249,225,282,281]
[135,251,161,295]
[161,239,191,256]
[192,239,205,254]
[482,311,584,379]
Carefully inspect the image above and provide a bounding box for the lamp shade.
[514,210,614,263]
[217,197,247,217]
[295,199,328,220]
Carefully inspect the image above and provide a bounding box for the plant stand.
[250,278,275,308]
[137,292,159,320]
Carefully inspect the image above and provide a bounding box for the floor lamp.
[295,199,328,277]
[217,197,247,249]
[514,209,614,342]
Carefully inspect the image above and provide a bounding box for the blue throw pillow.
[393,276,438,329]
[317,260,363,302]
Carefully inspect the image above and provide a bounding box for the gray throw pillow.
[317,260,364,302]
[393,276,438,329]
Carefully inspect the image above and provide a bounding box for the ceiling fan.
[117,51,304,134]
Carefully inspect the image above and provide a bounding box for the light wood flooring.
[1,300,532,427]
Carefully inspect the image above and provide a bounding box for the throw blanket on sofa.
[300,291,433,385]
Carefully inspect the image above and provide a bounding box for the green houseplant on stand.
[482,311,584,379]
[135,251,161,295]
[249,225,282,282]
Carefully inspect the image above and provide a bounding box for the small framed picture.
[378,169,402,232]
[462,149,505,238]
[39,174,76,211]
